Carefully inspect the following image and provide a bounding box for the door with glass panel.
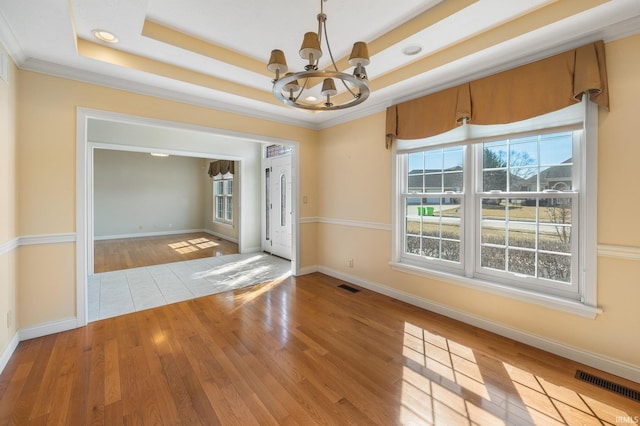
[263,152,292,259]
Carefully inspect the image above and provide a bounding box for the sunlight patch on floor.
[399,321,634,425]
[168,238,219,254]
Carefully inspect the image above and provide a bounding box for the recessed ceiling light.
[402,45,422,56]
[150,153,169,157]
[305,96,318,102]
[92,29,118,44]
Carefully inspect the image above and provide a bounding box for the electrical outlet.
[348,259,354,268]
[7,310,13,328]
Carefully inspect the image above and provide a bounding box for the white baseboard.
[202,229,239,244]
[18,317,78,341]
[0,332,19,375]
[317,266,640,384]
[297,265,319,276]
[0,318,78,375]
[241,246,263,254]
[94,229,204,241]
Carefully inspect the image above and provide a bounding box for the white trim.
[317,266,640,383]
[95,229,205,241]
[315,217,392,232]
[0,333,19,375]
[299,216,318,224]
[390,261,601,318]
[241,245,263,254]
[0,237,18,256]
[202,229,239,244]
[17,317,79,341]
[21,58,320,131]
[18,233,76,246]
[297,265,319,276]
[598,244,640,261]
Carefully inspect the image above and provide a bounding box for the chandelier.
[267,0,371,111]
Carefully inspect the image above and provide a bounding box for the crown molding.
[19,57,322,131]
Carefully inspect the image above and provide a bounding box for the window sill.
[389,261,602,319]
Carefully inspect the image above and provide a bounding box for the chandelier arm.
[292,77,311,103]
[321,20,359,98]
[273,71,369,111]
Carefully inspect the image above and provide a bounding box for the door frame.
[76,107,300,326]
[262,150,294,259]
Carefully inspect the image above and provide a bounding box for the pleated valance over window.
[208,160,235,177]
[385,40,609,148]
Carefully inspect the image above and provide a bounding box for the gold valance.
[208,160,235,177]
[385,40,608,147]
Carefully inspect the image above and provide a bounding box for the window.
[393,100,599,317]
[213,175,233,224]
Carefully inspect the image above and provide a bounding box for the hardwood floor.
[94,232,239,273]
[1,273,638,425]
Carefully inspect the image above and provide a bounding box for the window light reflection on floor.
[400,322,634,425]
[168,238,219,254]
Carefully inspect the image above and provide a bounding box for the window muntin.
[400,129,580,299]
[213,175,233,224]
[404,146,464,269]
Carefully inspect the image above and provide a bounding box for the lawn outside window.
[391,99,600,317]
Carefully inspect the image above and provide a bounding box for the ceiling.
[1,0,639,130]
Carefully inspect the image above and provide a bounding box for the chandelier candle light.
[267,0,371,111]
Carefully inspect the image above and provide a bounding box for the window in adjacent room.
[213,174,233,224]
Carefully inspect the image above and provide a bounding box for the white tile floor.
[88,252,291,321]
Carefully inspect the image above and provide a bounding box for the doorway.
[76,108,300,326]
[263,148,293,259]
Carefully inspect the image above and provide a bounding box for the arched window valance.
[385,40,608,148]
[208,160,235,177]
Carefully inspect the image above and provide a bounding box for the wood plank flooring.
[1,273,638,425]
[94,232,239,273]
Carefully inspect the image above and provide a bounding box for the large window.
[393,101,598,316]
[213,175,233,224]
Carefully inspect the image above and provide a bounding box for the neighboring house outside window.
[213,174,233,225]
[392,100,599,317]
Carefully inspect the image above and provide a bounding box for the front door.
[263,153,292,259]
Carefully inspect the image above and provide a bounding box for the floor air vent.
[338,284,360,293]
[575,370,640,402]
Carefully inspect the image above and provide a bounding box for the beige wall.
[316,35,640,369]
[15,70,318,330]
[94,150,207,237]
[0,45,17,357]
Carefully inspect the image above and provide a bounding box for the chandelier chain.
[321,19,359,99]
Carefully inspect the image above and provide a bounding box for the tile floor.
[88,252,291,321]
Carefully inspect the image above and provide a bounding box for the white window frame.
[213,173,233,225]
[390,97,601,318]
